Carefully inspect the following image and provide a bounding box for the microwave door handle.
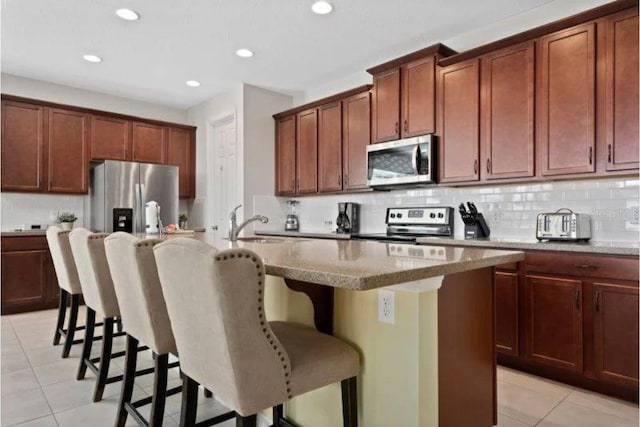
[411,145,420,175]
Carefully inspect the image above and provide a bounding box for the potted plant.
[57,212,78,230]
[179,213,188,230]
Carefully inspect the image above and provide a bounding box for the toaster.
[536,208,591,241]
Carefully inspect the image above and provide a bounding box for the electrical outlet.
[378,290,394,324]
[631,207,639,225]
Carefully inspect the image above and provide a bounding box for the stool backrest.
[69,228,120,318]
[46,226,83,295]
[104,232,176,355]
[153,237,290,416]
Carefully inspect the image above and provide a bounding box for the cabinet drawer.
[1,236,48,252]
[525,252,638,282]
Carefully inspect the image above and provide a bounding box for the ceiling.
[0,0,608,109]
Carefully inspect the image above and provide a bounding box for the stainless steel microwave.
[366,135,436,189]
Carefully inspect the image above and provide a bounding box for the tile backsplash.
[1,193,86,231]
[254,177,640,243]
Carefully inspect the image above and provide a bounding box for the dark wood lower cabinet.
[495,270,519,356]
[1,236,59,314]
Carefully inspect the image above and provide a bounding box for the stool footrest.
[271,418,297,427]
[124,402,149,427]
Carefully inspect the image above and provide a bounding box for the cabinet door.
[1,250,48,314]
[593,282,639,388]
[481,42,535,180]
[438,59,480,183]
[525,275,583,372]
[45,251,60,304]
[343,92,371,191]
[401,56,436,137]
[538,24,596,176]
[495,271,519,356]
[1,100,45,192]
[605,9,639,171]
[275,116,296,196]
[296,109,318,194]
[318,102,343,192]
[132,122,166,164]
[90,115,131,161]
[167,127,195,199]
[47,108,88,193]
[372,68,401,143]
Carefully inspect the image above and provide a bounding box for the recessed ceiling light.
[236,48,254,58]
[83,54,102,63]
[116,8,140,21]
[311,1,333,15]
[186,80,201,87]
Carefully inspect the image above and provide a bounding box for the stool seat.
[269,321,359,397]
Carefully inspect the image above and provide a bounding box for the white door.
[209,114,237,241]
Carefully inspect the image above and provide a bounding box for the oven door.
[367,135,435,188]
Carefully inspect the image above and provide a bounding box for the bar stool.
[46,226,86,358]
[69,228,131,402]
[104,233,185,426]
[153,238,360,427]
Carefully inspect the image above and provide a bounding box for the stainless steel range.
[352,206,454,243]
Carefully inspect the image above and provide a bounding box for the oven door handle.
[411,145,420,175]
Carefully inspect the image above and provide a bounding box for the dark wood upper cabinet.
[318,102,343,192]
[481,41,535,180]
[275,115,296,196]
[132,121,167,164]
[592,282,639,388]
[438,59,481,183]
[401,56,436,137]
[538,23,596,176]
[90,115,131,161]
[605,9,639,171]
[1,100,45,192]
[296,109,318,194]
[371,68,401,143]
[343,91,371,191]
[525,275,583,373]
[167,127,195,199]
[495,270,519,356]
[47,108,88,194]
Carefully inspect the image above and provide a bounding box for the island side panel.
[438,267,495,427]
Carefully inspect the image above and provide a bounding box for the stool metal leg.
[235,414,257,427]
[116,334,138,427]
[61,294,80,358]
[53,289,68,345]
[341,376,358,427]
[77,308,96,380]
[149,353,169,426]
[93,317,114,402]
[180,374,198,426]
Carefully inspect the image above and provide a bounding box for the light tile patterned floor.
[2,308,639,426]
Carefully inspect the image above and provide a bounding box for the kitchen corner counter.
[416,236,639,256]
[1,230,47,237]
[255,230,352,240]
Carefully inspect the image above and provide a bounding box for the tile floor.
[2,308,639,426]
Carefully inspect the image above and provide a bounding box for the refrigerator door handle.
[135,183,142,233]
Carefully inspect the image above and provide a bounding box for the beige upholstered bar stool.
[105,233,221,427]
[46,226,87,358]
[69,227,129,402]
[154,238,360,427]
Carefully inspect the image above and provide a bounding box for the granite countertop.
[1,230,47,236]
[255,230,352,240]
[155,233,524,290]
[416,236,639,256]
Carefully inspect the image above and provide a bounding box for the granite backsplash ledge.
[254,176,640,243]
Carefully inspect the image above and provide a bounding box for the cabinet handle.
[338,174,342,187]
[607,144,612,163]
[574,288,581,310]
[588,147,593,165]
[594,290,600,312]
[403,120,408,133]
[395,122,399,135]
[486,158,491,174]
[345,174,348,186]
[474,159,478,175]
[574,264,598,270]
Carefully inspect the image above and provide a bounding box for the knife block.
[464,213,490,239]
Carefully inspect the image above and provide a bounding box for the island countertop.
[159,233,524,290]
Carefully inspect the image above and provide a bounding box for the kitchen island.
[163,234,524,427]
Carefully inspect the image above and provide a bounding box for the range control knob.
[438,213,444,218]
[390,213,396,218]
[397,213,403,219]
[430,213,436,218]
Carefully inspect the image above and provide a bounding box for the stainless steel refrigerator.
[90,160,179,233]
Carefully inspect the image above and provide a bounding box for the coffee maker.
[285,200,299,231]
[336,203,359,234]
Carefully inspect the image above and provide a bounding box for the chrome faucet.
[228,204,269,241]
